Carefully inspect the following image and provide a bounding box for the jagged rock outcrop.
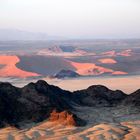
[49,110,86,126]
[54,69,80,79]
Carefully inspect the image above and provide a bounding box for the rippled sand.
[1,106,140,140]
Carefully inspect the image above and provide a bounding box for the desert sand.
[44,75,140,94]
[0,106,140,140]
[98,58,117,64]
[0,55,39,78]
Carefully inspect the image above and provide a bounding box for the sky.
[0,0,140,38]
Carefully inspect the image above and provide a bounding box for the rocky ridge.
[0,80,140,129]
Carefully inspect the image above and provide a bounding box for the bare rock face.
[49,110,86,126]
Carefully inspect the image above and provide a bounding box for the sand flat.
[44,75,140,94]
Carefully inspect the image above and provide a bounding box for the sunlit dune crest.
[68,60,128,76]
[0,55,39,78]
[112,71,128,75]
[69,60,113,75]
[98,58,117,64]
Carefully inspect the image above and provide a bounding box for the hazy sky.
[0,0,140,38]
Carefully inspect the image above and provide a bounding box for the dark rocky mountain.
[0,80,77,128]
[54,69,80,79]
[122,89,140,106]
[73,85,127,106]
[0,80,140,129]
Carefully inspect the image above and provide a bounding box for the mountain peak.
[87,85,109,92]
[36,80,49,86]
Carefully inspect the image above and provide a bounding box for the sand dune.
[69,61,113,75]
[0,54,133,78]
[112,71,128,75]
[0,55,39,78]
[101,49,132,57]
[98,58,117,64]
[69,60,127,76]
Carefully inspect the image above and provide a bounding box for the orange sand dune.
[112,71,128,75]
[0,55,39,78]
[68,60,128,76]
[69,60,113,75]
[98,58,117,64]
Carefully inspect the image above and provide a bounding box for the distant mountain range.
[0,29,65,40]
